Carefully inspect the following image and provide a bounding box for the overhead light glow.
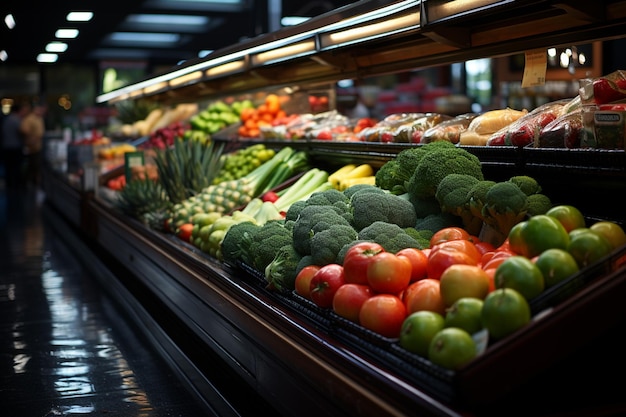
[55,29,79,39]
[66,12,93,22]
[0,50,7,61]
[198,50,213,58]
[4,14,16,29]
[127,14,208,26]
[107,32,180,46]
[46,42,68,53]
[37,53,58,63]
[281,16,310,27]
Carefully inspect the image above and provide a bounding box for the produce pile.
[210,140,625,373]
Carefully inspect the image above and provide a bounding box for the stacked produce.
[183,99,251,144]
[238,94,287,138]
[118,103,198,137]
[138,120,189,150]
[211,143,276,184]
[213,139,626,373]
[166,146,309,231]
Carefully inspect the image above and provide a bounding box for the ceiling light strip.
[96,0,421,103]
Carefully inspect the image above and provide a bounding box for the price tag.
[124,151,145,182]
[521,49,547,88]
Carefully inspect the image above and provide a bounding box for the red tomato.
[309,264,345,308]
[402,278,446,315]
[395,247,428,282]
[294,265,321,300]
[427,247,479,281]
[177,223,194,242]
[332,283,374,323]
[359,294,407,338]
[474,241,496,256]
[481,251,514,271]
[366,252,412,294]
[430,226,471,247]
[342,242,385,285]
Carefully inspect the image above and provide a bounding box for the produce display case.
[44,0,626,416]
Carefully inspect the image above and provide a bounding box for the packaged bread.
[459,108,527,146]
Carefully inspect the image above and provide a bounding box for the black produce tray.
[227,240,626,406]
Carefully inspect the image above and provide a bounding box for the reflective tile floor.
[0,186,211,416]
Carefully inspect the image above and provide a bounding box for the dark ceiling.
[1,1,354,67]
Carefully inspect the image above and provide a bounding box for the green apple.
[495,255,545,300]
[567,229,613,268]
[481,288,531,341]
[399,311,445,357]
[534,248,579,288]
[428,327,477,370]
[444,297,484,335]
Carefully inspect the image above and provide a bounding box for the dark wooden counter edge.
[86,198,461,417]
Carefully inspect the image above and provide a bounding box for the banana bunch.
[328,163,376,191]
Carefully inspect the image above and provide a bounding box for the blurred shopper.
[1,102,26,189]
[20,102,45,188]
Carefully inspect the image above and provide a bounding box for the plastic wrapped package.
[536,108,584,148]
[459,108,528,146]
[487,100,569,147]
[421,113,479,144]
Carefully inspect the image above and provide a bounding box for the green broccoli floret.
[296,255,315,275]
[410,195,444,218]
[220,221,260,266]
[481,181,529,241]
[265,244,303,292]
[403,227,432,249]
[467,180,497,221]
[248,220,294,272]
[527,193,553,216]
[414,212,462,234]
[292,205,353,256]
[375,146,431,194]
[508,175,542,196]
[351,191,417,231]
[310,224,358,265]
[358,221,425,253]
[343,183,387,199]
[284,199,307,222]
[406,141,484,200]
[304,188,353,223]
[435,173,483,236]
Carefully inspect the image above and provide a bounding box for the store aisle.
[0,187,212,416]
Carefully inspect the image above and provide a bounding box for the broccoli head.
[481,181,529,241]
[508,175,542,196]
[375,146,431,194]
[351,191,417,231]
[343,183,387,199]
[435,173,483,236]
[467,180,497,221]
[220,221,260,266]
[406,141,484,200]
[248,220,294,272]
[358,221,425,253]
[304,188,352,223]
[284,199,307,222]
[310,224,358,265]
[527,193,553,216]
[292,205,353,255]
[265,244,303,293]
[414,212,462,234]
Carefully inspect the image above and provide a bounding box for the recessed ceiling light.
[67,12,94,22]
[198,50,213,58]
[55,29,79,39]
[127,14,208,26]
[0,50,8,61]
[281,16,310,27]
[46,42,68,53]
[4,14,16,29]
[37,53,58,63]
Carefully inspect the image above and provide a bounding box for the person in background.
[1,102,26,190]
[20,101,45,189]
